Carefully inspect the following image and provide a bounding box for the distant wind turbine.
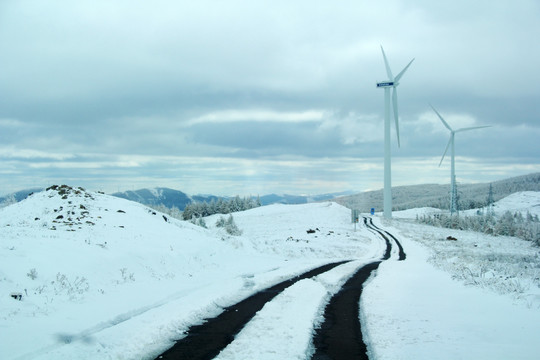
[377,46,414,219]
[430,104,491,214]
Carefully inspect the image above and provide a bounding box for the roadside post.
[351,209,359,231]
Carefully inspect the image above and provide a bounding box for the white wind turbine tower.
[377,46,414,219]
[431,105,491,214]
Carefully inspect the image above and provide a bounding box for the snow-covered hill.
[0,185,375,359]
[1,186,540,359]
[335,172,540,213]
[488,191,540,217]
[391,191,540,219]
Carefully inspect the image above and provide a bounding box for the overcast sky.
[1,0,539,196]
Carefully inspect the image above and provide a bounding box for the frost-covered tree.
[495,211,515,236]
[150,204,183,220]
[216,214,242,235]
[217,198,229,214]
[417,209,539,245]
[0,194,17,208]
[190,215,207,228]
[182,196,261,220]
[225,214,242,235]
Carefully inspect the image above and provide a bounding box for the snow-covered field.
[1,186,539,359]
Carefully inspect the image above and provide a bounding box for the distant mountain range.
[258,191,355,206]
[111,189,356,209]
[0,188,43,206]
[0,186,353,210]
[110,188,216,210]
[2,173,539,213]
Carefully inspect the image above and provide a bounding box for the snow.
[481,191,540,217]
[390,206,443,219]
[1,186,540,359]
[362,231,540,360]
[215,260,371,360]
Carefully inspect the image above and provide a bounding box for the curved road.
[155,217,404,360]
[311,217,405,359]
[365,217,406,261]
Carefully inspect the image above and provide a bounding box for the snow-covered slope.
[489,191,540,217]
[0,186,375,360]
[0,185,262,359]
[1,187,539,359]
[371,192,540,359]
[392,191,540,219]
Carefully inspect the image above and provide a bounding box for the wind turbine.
[377,46,414,219]
[430,104,491,214]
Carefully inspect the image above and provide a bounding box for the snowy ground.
[363,221,540,360]
[1,186,540,359]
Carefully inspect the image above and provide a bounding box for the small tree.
[182,203,193,220]
[495,211,515,236]
[216,214,242,235]
[225,214,242,235]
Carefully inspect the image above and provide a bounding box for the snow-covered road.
[157,215,407,360]
[157,261,350,359]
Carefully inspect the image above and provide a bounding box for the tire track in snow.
[365,217,406,261]
[311,217,404,360]
[155,261,350,360]
[363,217,392,261]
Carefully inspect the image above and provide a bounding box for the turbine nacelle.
[377,46,414,147]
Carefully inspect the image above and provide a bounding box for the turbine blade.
[380,46,394,80]
[455,125,492,133]
[439,136,452,167]
[394,58,415,82]
[430,104,453,131]
[392,88,400,147]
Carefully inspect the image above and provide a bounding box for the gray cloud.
[1,0,539,195]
